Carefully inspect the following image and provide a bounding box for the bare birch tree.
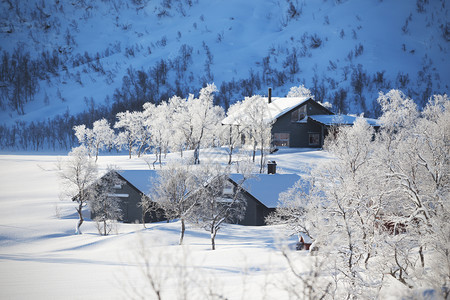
[193,165,247,250]
[58,146,97,234]
[73,119,115,162]
[146,163,203,244]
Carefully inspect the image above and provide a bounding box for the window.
[273,133,290,147]
[113,184,122,189]
[291,105,307,122]
[309,133,320,146]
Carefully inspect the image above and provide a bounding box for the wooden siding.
[271,99,332,148]
[114,179,144,223]
[227,178,275,226]
[90,172,166,224]
[237,190,274,226]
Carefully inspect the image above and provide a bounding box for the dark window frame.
[273,132,290,147]
[291,105,307,122]
[309,133,320,146]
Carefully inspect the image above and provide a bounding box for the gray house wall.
[113,179,144,223]
[90,172,166,224]
[227,178,275,226]
[237,191,275,226]
[271,99,332,148]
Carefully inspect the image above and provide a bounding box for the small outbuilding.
[296,232,313,251]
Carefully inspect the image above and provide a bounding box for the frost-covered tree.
[167,85,223,163]
[89,168,123,236]
[371,91,422,288]
[168,95,190,157]
[74,119,115,162]
[188,84,223,164]
[243,96,273,173]
[221,100,246,165]
[91,119,115,162]
[286,84,314,99]
[58,146,98,234]
[269,119,384,298]
[144,101,172,167]
[222,95,273,170]
[172,94,195,153]
[312,119,380,298]
[270,90,450,298]
[374,91,450,293]
[73,124,93,155]
[266,177,317,240]
[146,163,204,244]
[321,118,382,297]
[115,110,148,158]
[192,165,247,250]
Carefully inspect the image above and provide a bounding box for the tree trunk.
[103,219,107,236]
[95,147,99,162]
[419,246,425,268]
[179,218,185,245]
[158,148,162,166]
[142,214,147,228]
[194,144,200,165]
[259,146,264,173]
[137,140,147,158]
[211,227,217,250]
[228,126,233,165]
[76,203,84,234]
[152,152,158,170]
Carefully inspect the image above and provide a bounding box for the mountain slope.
[0,0,448,144]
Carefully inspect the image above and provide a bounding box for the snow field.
[0,148,331,299]
[1,145,418,299]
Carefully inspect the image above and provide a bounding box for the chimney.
[267,160,277,174]
[268,87,272,104]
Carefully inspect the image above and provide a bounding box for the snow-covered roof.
[298,232,313,244]
[222,97,311,125]
[229,173,301,208]
[116,170,301,209]
[308,114,380,126]
[117,170,159,195]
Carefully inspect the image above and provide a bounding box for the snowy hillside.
[0,0,448,149]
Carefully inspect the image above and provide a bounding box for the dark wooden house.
[270,97,334,148]
[223,91,379,148]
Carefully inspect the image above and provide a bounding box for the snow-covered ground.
[0,148,406,299]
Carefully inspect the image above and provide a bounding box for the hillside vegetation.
[0,0,448,150]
